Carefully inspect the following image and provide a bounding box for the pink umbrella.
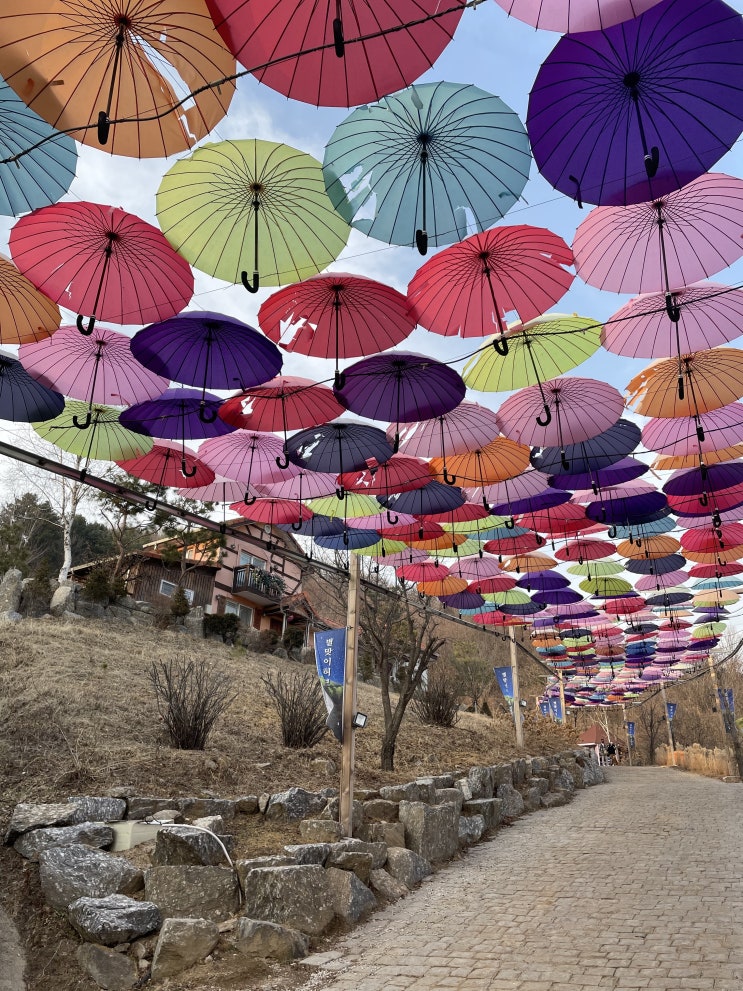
[469,469,553,509]
[230,498,312,527]
[372,547,429,567]
[10,201,194,334]
[393,401,501,459]
[450,555,506,581]
[496,377,624,447]
[19,325,169,424]
[634,571,689,591]
[681,523,743,552]
[493,0,664,32]
[396,560,452,582]
[258,273,416,385]
[573,173,743,296]
[603,283,743,359]
[117,442,214,490]
[407,225,573,342]
[642,403,743,457]
[176,477,259,503]
[256,471,339,501]
[198,431,298,488]
[206,0,465,108]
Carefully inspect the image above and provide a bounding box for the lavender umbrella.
[120,388,234,441]
[527,0,743,207]
[493,0,664,33]
[549,457,648,493]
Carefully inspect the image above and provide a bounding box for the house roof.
[578,724,610,746]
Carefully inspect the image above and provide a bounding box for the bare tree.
[634,694,666,765]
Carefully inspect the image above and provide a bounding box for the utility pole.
[340,554,360,837]
[659,679,676,767]
[509,628,524,747]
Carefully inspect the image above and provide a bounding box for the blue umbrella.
[0,77,77,216]
[315,529,381,551]
[532,420,641,476]
[0,349,64,421]
[379,480,465,516]
[625,554,688,575]
[323,81,531,254]
[285,423,394,484]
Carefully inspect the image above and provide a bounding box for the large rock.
[531,776,549,795]
[434,788,463,816]
[496,783,525,819]
[39,846,143,911]
[152,826,229,867]
[325,867,376,925]
[493,763,514,788]
[235,856,296,887]
[69,798,127,824]
[462,798,502,831]
[398,801,458,863]
[283,843,330,866]
[554,768,576,794]
[561,760,586,791]
[151,918,220,980]
[541,792,569,809]
[0,568,23,615]
[523,786,543,812]
[356,821,405,848]
[384,848,432,889]
[144,866,240,922]
[320,797,364,831]
[298,819,342,843]
[178,798,236,821]
[265,788,326,822]
[362,799,399,822]
[68,894,161,945]
[326,850,373,884]
[458,814,486,846]
[511,758,529,788]
[5,802,78,844]
[125,797,178,820]
[467,766,494,799]
[455,778,473,802]
[369,868,408,903]
[233,919,308,962]
[379,781,433,804]
[14,823,114,861]
[240,865,334,936]
[76,943,138,990]
[329,838,387,870]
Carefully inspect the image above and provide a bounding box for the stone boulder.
[39,846,143,911]
[523,786,543,812]
[240,865,334,936]
[125,797,179,820]
[493,763,514,788]
[541,792,569,809]
[379,781,434,803]
[384,848,433,889]
[320,797,364,832]
[5,802,79,844]
[68,894,161,945]
[511,758,529,788]
[398,801,459,863]
[355,821,405,848]
[298,819,343,843]
[461,798,502,831]
[458,814,486,846]
[0,568,23,615]
[265,788,326,821]
[282,843,330,866]
[233,918,308,962]
[235,795,259,814]
[14,823,114,861]
[151,918,220,980]
[362,799,399,822]
[329,838,387,869]
[69,797,127,824]
[151,826,229,867]
[178,797,236,821]
[325,850,373,884]
[369,869,408,903]
[467,766,494,799]
[434,788,463,815]
[496,783,525,819]
[144,866,240,922]
[455,778,473,801]
[325,867,376,925]
[554,768,576,794]
[76,943,138,991]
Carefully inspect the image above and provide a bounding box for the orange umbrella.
[0,254,60,345]
[0,0,235,157]
[626,347,743,418]
[429,436,530,492]
[408,532,469,552]
[652,443,743,470]
[502,552,558,572]
[616,535,681,559]
[417,576,468,596]
[682,544,743,564]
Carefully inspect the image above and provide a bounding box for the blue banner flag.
[549,697,563,721]
[626,721,635,737]
[718,689,736,733]
[493,665,514,700]
[666,702,677,722]
[314,629,346,742]
[539,700,551,718]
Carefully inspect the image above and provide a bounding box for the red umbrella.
[407,225,573,342]
[218,376,345,433]
[396,560,452,582]
[467,576,517,594]
[419,503,492,525]
[554,539,616,562]
[602,597,647,616]
[258,273,416,385]
[680,523,743,553]
[117,442,214,489]
[206,0,465,108]
[230,498,312,527]
[517,503,594,537]
[10,202,194,334]
[484,533,542,556]
[688,562,743,578]
[339,455,433,496]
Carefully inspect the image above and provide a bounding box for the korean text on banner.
[314,628,346,743]
[493,665,514,700]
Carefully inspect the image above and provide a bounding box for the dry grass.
[0,617,576,991]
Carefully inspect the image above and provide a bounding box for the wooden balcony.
[232,565,285,603]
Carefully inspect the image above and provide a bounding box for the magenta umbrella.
[393,401,501,458]
[407,225,573,343]
[496,377,624,447]
[573,172,743,296]
[603,283,743,359]
[19,325,169,427]
[494,0,664,32]
[9,201,194,334]
[198,431,299,490]
[642,403,743,458]
[117,442,214,491]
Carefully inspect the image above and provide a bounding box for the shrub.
[23,561,54,615]
[412,669,461,728]
[170,585,190,619]
[82,565,113,603]
[203,613,240,644]
[261,670,328,749]
[149,656,236,750]
[255,629,279,653]
[282,626,305,654]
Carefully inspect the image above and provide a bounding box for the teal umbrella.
[323,81,531,254]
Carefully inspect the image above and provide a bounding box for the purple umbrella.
[378,480,465,517]
[285,422,394,495]
[531,420,641,476]
[277,515,344,538]
[517,571,570,591]
[0,349,64,422]
[549,457,648,493]
[439,590,487,610]
[533,588,584,606]
[490,487,570,519]
[334,352,465,450]
[585,492,668,526]
[120,388,235,441]
[663,462,743,498]
[527,0,743,207]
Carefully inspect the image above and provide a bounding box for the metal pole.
[622,703,633,767]
[557,667,567,724]
[659,679,676,767]
[509,628,524,748]
[340,553,360,838]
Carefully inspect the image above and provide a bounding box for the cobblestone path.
[297,767,743,991]
[0,906,25,991]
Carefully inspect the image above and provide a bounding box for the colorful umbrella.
[19,325,168,424]
[258,273,416,380]
[407,225,573,342]
[117,442,214,490]
[394,401,501,460]
[157,139,350,293]
[32,401,153,463]
[0,76,76,215]
[463,315,600,393]
[257,471,339,502]
[496,377,624,446]
[379,480,465,517]
[0,0,235,156]
[642,403,743,457]
[339,456,433,496]
[323,81,530,254]
[230,498,312,527]
[10,202,194,334]
[527,0,743,207]
[429,437,531,493]
[198,432,293,488]
[493,0,664,32]
[130,312,282,397]
[205,0,465,108]
[0,254,60,347]
[286,423,394,480]
[572,172,743,294]
[219,376,345,436]
[532,420,641,477]
[0,348,64,422]
[119,388,234,442]
[626,348,743,418]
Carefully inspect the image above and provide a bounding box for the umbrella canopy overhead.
[32,400,153,462]
[0,0,236,157]
[323,81,531,254]
[0,254,60,347]
[626,348,743,418]
[394,402,502,459]
[642,403,743,458]
[0,348,64,422]
[527,0,743,207]
[286,423,394,477]
[206,0,465,108]
[117,442,215,489]
[157,139,350,292]
[494,0,664,32]
[120,388,235,441]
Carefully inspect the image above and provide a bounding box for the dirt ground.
[0,618,576,991]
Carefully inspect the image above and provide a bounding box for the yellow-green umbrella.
[431,539,482,558]
[33,401,153,462]
[567,561,625,577]
[354,538,408,557]
[157,139,351,291]
[462,314,601,392]
[580,577,633,596]
[307,493,380,519]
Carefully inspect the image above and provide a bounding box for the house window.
[159,580,194,604]
[238,551,264,569]
[224,600,254,626]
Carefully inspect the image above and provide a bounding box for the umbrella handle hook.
[336,485,345,500]
[536,405,552,427]
[76,314,96,336]
[180,458,197,479]
[291,519,304,531]
[334,370,346,390]
[275,453,290,469]
[415,229,428,255]
[492,336,509,357]
[608,526,617,539]
[198,405,218,424]
[145,498,158,512]
[699,491,709,506]
[243,492,257,506]
[561,452,570,471]
[333,3,345,57]
[535,534,544,545]
[443,469,457,485]
[504,517,515,530]
[386,511,398,526]
[665,293,681,323]
[72,412,92,430]
[568,175,583,209]
[241,270,260,293]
